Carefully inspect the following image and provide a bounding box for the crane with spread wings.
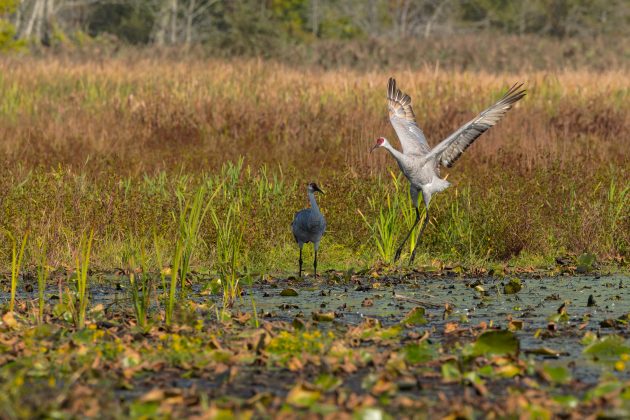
[371,78,526,263]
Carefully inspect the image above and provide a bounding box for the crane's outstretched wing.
[427,83,526,168]
[388,78,430,156]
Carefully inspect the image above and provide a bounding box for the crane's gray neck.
[308,191,320,213]
[383,143,406,165]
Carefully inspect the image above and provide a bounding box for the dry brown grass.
[0,57,627,270]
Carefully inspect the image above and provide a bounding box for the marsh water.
[16,273,630,387]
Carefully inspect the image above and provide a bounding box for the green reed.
[174,183,219,293]
[124,238,153,329]
[5,231,28,313]
[71,230,93,329]
[36,240,48,324]
[211,198,246,307]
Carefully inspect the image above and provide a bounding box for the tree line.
[0,0,628,53]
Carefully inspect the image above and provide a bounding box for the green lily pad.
[552,395,579,408]
[312,311,335,322]
[503,277,522,294]
[541,364,571,384]
[280,288,299,296]
[286,384,320,408]
[314,373,342,392]
[583,335,630,364]
[403,342,438,364]
[401,307,427,326]
[472,330,519,357]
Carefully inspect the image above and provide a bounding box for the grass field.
[0,56,629,418]
[0,57,628,273]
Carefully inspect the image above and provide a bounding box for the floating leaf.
[314,373,342,392]
[280,288,299,297]
[508,319,524,331]
[552,395,579,409]
[524,347,564,357]
[472,330,519,357]
[441,361,461,382]
[583,335,630,364]
[401,307,427,326]
[540,364,571,384]
[403,342,438,364]
[286,384,320,408]
[503,278,522,294]
[584,380,623,401]
[354,408,386,420]
[312,311,335,322]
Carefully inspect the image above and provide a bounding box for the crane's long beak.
[314,185,325,194]
[370,144,378,154]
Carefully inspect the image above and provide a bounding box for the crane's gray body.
[292,206,326,248]
[291,183,326,277]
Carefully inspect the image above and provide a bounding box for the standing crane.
[372,78,525,263]
[291,182,326,278]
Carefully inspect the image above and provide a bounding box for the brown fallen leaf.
[444,323,459,334]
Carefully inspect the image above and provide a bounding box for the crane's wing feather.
[387,78,430,156]
[427,83,526,168]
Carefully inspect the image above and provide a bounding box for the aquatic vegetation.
[211,197,246,307]
[68,230,93,329]
[35,240,48,324]
[0,58,627,417]
[175,183,218,293]
[123,238,153,329]
[4,230,28,313]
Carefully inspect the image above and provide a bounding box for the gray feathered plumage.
[375,78,526,263]
[291,182,326,277]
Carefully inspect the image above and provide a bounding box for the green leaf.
[441,361,461,381]
[584,381,623,401]
[583,335,630,364]
[503,277,522,294]
[541,364,571,384]
[552,395,578,409]
[401,307,427,326]
[280,288,299,296]
[286,384,320,408]
[314,373,342,392]
[403,342,438,364]
[472,330,519,357]
[312,311,335,322]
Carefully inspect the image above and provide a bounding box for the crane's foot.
[394,247,403,262]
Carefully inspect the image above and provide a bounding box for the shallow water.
[13,273,630,386]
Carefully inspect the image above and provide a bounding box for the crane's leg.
[314,242,319,278]
[298,244,304,278]
[394,207,421,262]
[410,206,429,263]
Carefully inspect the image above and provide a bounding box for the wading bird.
[372,78,525,263]
[292,182,326,278]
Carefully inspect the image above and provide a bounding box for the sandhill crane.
[372,78,526,263]
[292,182,326,278]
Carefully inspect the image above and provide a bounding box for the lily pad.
[403,342,438,364]
[472,330,519,357]
[503,278,522,294]
[583,335,630,364]
[280,288,299,296]
[286,384,320,408]
[540,364,571,384]
[312,311,335,322]
[401,307,427,326]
